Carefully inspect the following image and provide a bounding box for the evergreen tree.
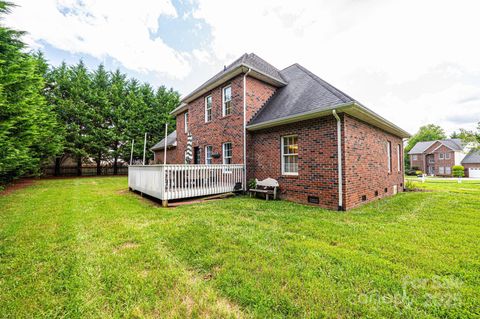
[0,2,62,185]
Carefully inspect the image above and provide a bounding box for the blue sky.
[5,0,480,135]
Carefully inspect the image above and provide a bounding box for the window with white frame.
[222,86,232,116]
[397,144,401,172]
[429,158,434,164]
[282,135,298,175]
[412,154,418,161]
[445,152,451,159]
[439,153,444,159]
[184,112,189,133]
[387,141,392,173]
[205,95,212,122]
[445,166,451,174]
[439,166,445,174]
[205,145,212,164]
[222,142,232,165]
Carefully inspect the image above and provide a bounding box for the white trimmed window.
[439,166,445,174]
[387,141,392,173]
[222,86,232,116]
[205,145,212,164]
[222,143,232,165]
[282,135,298,175]
[439,153,444,159]
[184,112,188,133]
[205,95,212,122]
[412,154,418,161]
[445,166,451,174]
[445,152,451,159]
[397,144,401,172]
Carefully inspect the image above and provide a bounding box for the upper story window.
[445,152,451,159]
[387,141,392,173]
[205,95,212,122]
[184,112,188,133]
[222,86,232,116]
[397,144,401,172]
[429,158,435,164]
[205,145,212,164]
[222,142,232,164]
[439,153,444,159]
[412,155,418,161]
[282,135,298,175]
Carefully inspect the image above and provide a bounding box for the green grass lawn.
[1,177,479,318]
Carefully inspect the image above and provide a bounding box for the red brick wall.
[410,154,425,171]
[343,114,404,209]
[172,74,277,166]
[431,145,455,176]
[153,148,180,164]
[245,76,276,122]
[248,116,340,209]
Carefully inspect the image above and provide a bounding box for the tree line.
[0,1,178,186]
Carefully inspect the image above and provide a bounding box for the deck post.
[162,200,168,207]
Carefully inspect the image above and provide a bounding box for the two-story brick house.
[408,139,480,177]
[152,53,410,210]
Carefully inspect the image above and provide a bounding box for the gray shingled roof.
[151,131,177,151]
[462,149,480,164]
[181,53,285,103]
[408,139,463,154]
[441,139,463,151]
[248,64,355,125]
[408,141,436,154]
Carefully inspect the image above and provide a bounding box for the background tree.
[0,2,62,185]
[458,122,480,148]
[404,124,446,169]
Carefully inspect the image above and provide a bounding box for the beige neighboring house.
[408,139,480,177]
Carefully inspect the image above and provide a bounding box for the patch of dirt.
[113,241,139,253]
[0,179,36,196]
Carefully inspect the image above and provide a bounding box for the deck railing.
[128,164,245,204]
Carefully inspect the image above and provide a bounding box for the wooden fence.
[42,166,128,176]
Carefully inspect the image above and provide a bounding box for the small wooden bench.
[249,178,279,200]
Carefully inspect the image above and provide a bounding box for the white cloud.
[193,0,480,135]
[6,0,191,78]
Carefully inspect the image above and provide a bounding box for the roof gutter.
[246,101,410,138]
[332,110,343,211]
[246,102,354,131]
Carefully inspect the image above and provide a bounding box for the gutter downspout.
[243,68,252,191]
[332,110,343,211]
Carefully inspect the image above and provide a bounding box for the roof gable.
[178,53,286,106]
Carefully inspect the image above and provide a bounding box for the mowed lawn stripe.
[0,178,248,318]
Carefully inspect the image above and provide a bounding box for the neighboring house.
[408,139,480,177]
[152,53,410,210]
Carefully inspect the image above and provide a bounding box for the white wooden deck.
[128,164,244,205]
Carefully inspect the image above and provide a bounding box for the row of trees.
[44,61,178,175]
[0,1,178,185]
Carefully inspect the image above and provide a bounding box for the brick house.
[151,53,410,210]
[408,139,480,177]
